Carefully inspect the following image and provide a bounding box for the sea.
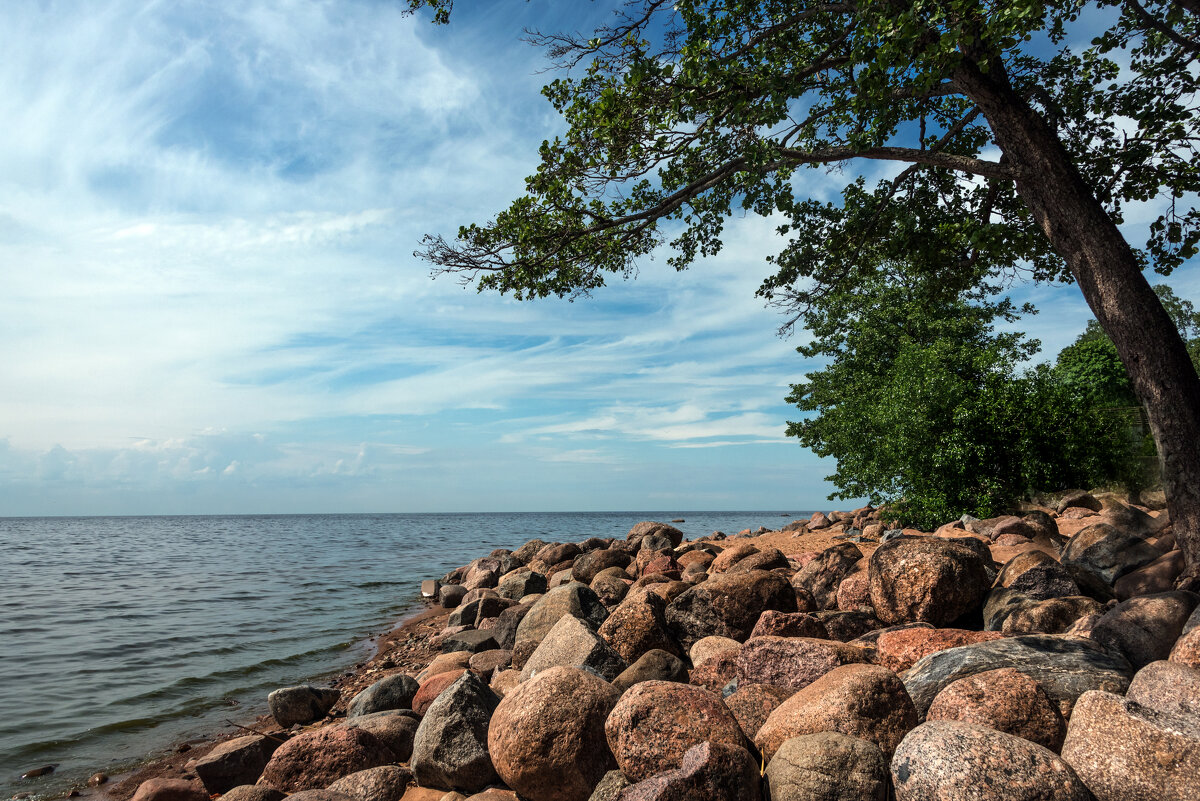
[0,511,805,799]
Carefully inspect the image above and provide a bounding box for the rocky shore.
[105,493,1199,801]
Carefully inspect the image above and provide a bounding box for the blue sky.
[0,1,1195,515]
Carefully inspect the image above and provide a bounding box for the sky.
[0,0,1196,516]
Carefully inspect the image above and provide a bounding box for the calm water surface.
[0,511,801,799]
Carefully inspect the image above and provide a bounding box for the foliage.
[785,249,1127,530]
[406,0,1200,309]
[1055,283,1200,407]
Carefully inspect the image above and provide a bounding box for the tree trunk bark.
[955,59,1200,585]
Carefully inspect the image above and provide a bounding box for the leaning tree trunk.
[956,59,1200,586]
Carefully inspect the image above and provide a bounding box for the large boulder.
[1060,689,1200,801]
[267,686,341,727]
[341,711,419,763]
[130,780,208,801]
[749,611,829,640]
[925,667,1066,752]
[520,613,628,682]
[868,537,990,626]
[599,592,681,663]
[488,666,621,801]
[259,727,394,792]
[614,740,760,801]
[763,732,888,801]
[790,543,863,610]
[736,636,871,691]
[193,736,270,794]
[611,649,688,693]
[1060,523,1161,585]
[497,570,548,601]
[574,549,633,585]
[754,664,918,760]
[1089,590,1199,669]
[992,551,1080,600]
[726,547,791,574]
[665,570,797,647]
[410,672,501,792]
[1126,660,1200,717]
[723,683,794,741]
[988,591,1105,635]
[412,670,466,716]
[709,542,760,573]
[347,674,421,718]
[512,582,609,667]
[690,635,741,667]
[891,721,1091,801]
[606,681,746,783]
[902,634,1134,718]
[873,628,1004,673]
[450,596,515,627]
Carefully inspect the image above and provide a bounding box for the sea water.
[0,511,803,798]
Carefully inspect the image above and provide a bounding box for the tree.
[786,196,1128,528]
[408,1,1200,583]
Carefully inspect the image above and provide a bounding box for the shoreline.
[97,601,449,801]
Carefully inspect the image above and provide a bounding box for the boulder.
[496,571,547,601]
[440,630,500,655]
[512,538,549,565]
[598,593,681,663]
[421,651,473,680]
[689,635,741,667]
[1114,550,1185,600]
[325,766,412,801]
[490,601,533,652]
[488,666,621,801]
[468,649,512,675]
[489,669,521,697]
[193,735,269,793]
[763,732,888,801]
[688,649,740,694]
[902,634,1134,718]
[462,559,501,591]
[341,711,419,763]
[926,667,1066,752]
[612,649,688,693]
[754,664,918,760]
[130,780,208,801]
[835,571,873,612]
[589,771,631,801]
[267,685,341,727]
[726,547,791,574]
[891,721,1090,801]
[665,570,797,647]
[748,610,829,640]
[605,681,747,783]
[868,537,990,626]
[413,670,466,716]
[614,740,760,801]
[790,543,863,610]
[512,582,609,667]
[992,551,1080,600]
[709,543,760,573]
[997,594,1105,635]
[410,672,501,792]
[723,683,793,741]
[812,610,882,642]
[1060,689,1200,801]
[217,787,285,801]
[1058,491,1102,514]
[440,585,467,609]
[348,671,422,714]
[534,542,582,569]
[1089,590,1199,669]
[874,627,1004,673]
[736,636,871,691]
[259,727,394,792]
[1060,523,1161,585]
[591,573,631,606]
[520,613,627,681]
[1125,659,1200,717]
[573,549,633,584]
[1169,605,1200,667]
[278,792,354,801]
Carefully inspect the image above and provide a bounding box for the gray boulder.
[410,672,501,792]
[346,673,420,718]
[1061,523,1161,585]
[520,613,628,682]
[193,735,269,793]
[325,766,412,801]
[764,732,888,801]
[1090,590,1199,669]
[267,685,340,727]
[341,711,419,762]
[902,633,1133,718]
[512,582,609,667]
